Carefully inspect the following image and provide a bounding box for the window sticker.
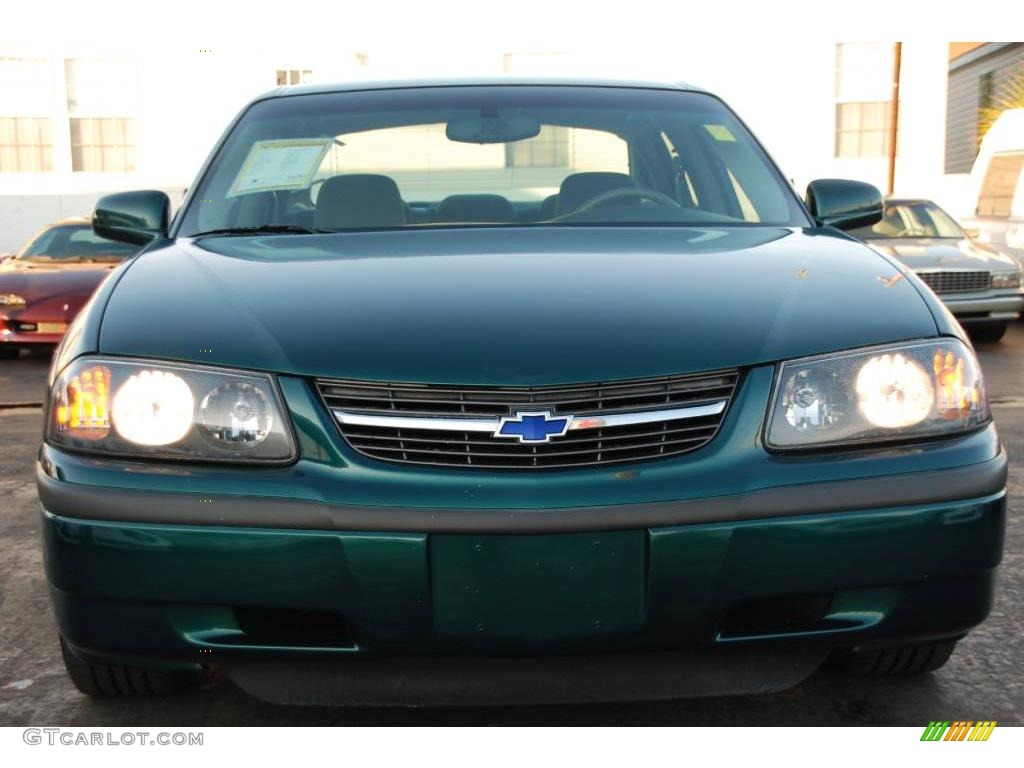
[704,124,737,142]
[227,139,332,197]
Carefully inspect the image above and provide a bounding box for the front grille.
[915,270,991,294]
[317,370,739,469]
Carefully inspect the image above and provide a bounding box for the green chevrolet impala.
[39,79,1007,705]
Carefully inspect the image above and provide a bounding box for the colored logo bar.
[920,721,997,741]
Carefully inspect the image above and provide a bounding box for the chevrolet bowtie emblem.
[494,411,572,443]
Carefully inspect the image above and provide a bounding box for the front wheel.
[60,637,192,697]
[968,323,1007,344]
[0,345,18,359]
[833,639,958,676]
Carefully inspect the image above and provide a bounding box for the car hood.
[0,260,119,303]
[866,237,1020,272]
[99,227,938,384]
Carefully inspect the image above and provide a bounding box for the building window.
[835,101,894,158]
[506,126,570,167]
[276,69,312,86]
[0,58,56,172]
[65,59,138,172]
[70,117,136,172]
[0,57,55,113]
[834,43,896,158]
[0,117,54,172]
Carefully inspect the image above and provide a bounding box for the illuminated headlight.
[767,339,988,449]
[991,271,1021,289]
[47,357,295,462]
[112,370,194,445]
[0,293,26,308]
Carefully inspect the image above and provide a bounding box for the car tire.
[968,323,1007,343]
[835,639,958,676]
[0,346,18,359]
[59,637,190,697]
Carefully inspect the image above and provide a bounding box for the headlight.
[0,293,26,308]
[47,357,296,462]
[766,339,988,450]
[991,271,1021,289]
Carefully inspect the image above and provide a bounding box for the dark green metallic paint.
[44,491,1003,665]
[430,531,646,644]
[92,190,170,246]
[93,228,940,384]
[805,178,884,231]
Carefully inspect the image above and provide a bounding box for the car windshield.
[850,200,966,240]
[17,224,140,262]
[177,85,808,237]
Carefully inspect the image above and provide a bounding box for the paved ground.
[0,329,1021,725]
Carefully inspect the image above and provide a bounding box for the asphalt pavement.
[0,330,1021,725]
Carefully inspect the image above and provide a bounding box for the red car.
[0,217,139,357]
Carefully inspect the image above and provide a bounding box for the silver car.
[852,198,1023,343]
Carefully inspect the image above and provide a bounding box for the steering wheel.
[575,187,683,213]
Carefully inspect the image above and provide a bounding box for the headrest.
[437,194,517,223]
[557,172,634,215]
[539,194,559,220]
[315,174,406,229]
[235,191,276,228]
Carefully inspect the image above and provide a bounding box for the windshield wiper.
[189,224,326,238]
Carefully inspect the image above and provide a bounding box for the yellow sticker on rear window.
[704,124,736,142]
[227,139,332,197]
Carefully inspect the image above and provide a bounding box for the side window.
[977,152,1024,217]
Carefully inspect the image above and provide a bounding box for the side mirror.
[963,227,981,240]
[0,252,14,264]
[805,179,883,231]
[93,190,170,246]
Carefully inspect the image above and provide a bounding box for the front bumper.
[2,315,66,346]
[1,331,63,346]
[940,291,1024,323]
[38,366,1009,702]
[42,457,1006,702]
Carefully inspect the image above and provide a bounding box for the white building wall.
[0,49,375,252]
[704,41,958,210]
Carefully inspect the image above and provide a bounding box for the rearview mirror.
[805,179,883,231]
[93,190,170,246]
[446,113,542,144]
